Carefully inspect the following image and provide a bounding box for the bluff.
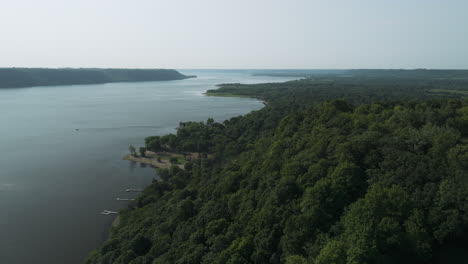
[0,68,195,88]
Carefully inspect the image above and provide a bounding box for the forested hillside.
[0,68,193,88]
[252,69,468,79]
[86,77,468,264]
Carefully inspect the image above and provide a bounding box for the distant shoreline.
[0,68,196,89]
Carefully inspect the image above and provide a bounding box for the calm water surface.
[0,70,295,264]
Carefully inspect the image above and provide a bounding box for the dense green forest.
[0,68,194,88]
[86,76,467,264]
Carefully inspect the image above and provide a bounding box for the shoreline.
[123,151,187,170]
[203,92,267,105]
[111,216,120,228]
[106,87,263,248]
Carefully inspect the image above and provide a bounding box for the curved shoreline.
[101,79,275,258]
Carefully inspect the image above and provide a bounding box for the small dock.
[116,198,135,201]
[100,188,143,215]
[125,189,143,192]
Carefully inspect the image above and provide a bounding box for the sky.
[0,0,467,69]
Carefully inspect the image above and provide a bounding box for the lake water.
[0,70,295,264]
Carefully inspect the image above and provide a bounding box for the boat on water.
[101,210,118,215]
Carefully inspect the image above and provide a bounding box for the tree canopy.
[86,76,467,264]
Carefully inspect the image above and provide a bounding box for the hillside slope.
[86,77,467,264]
[0,68,194,88]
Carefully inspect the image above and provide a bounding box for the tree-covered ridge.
[207,78,468,107]
[252,69,468,79]
[0,68,194,88]
[86,78,467,264]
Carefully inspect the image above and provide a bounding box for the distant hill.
[0,68,195,88]
[253,69,468,79]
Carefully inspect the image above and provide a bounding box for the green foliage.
[139,147,146,157]
[129,145,137,156]
[314,240,346,264]
[254,69,468,80]
[87,77,468,264]
[145,136,164,152]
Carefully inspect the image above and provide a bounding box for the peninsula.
[0,68,195,88]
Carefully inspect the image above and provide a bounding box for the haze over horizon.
[1,0,467,69]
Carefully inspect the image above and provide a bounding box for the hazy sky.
[1,0,467,69]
